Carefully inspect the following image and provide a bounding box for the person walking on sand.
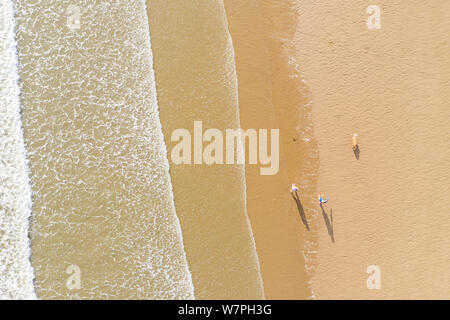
[352,133,359,151]
[290,184,299,194]
[318,194,329,204]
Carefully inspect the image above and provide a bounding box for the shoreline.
[224,0,315,299]
[146,0,264,299]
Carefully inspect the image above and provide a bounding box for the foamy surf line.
[0,0,36,300]
[14,0,193,299]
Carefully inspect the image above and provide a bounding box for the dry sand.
[293,0,450,299]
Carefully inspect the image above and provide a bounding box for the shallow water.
[146,0,264,299]
[0,0,35,299]
[14,0,193,299]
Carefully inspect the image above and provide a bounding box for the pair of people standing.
[290,184,328,204]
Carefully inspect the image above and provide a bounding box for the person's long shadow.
[353,146,360,160]
[320,203,335,243]
[291,191,310,231]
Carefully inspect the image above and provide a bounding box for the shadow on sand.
[291,191,310,231]
[353,146,360,160]
[320,203,335,243]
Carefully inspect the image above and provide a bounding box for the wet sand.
[255,0,322,297]
[146,0,264,299]
[223,0,314,299]
[294,0,450,299]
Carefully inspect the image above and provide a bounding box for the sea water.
[14,0,193,299]
[0,0,35,300]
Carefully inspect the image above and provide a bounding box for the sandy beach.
[293,0,450,299]
[0,0,448,300]
[226,0,449,299]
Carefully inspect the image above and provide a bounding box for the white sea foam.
[0,0,36,300]
[14,0,194,299]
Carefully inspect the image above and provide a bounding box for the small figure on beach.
[352,133,359,151]
[318,194,329,204]
[352,133,360,159]
[290,184,299,194]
